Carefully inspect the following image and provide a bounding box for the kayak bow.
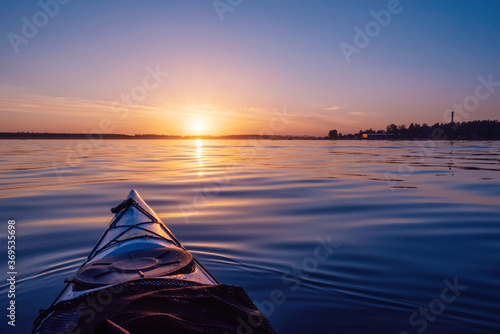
[34,190,275,334]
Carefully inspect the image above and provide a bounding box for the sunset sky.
[1,0,499,136]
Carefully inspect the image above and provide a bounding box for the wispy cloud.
[323,105,347,111]
[0,85,161,118]
[348,111,379,117]
[301,111,360,126]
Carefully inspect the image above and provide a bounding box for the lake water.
[0,139,499,334]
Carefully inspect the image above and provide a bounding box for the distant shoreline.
[0,132,321,140]
[1,132,499,141]
[4,120,499,141]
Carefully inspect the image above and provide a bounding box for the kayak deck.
[49,189,218,306]
[33,190,276,334]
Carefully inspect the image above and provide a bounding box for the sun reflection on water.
[196,139,204,176]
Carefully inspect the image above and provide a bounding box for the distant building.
[362,133,395,140]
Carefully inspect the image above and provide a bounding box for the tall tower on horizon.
[451,111,454,123]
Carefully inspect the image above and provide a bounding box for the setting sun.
[188,119,208,135]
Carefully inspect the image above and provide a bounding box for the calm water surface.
[0,140,499,333]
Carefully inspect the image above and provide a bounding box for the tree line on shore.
[329,120,500,140]
[2,120,499,140]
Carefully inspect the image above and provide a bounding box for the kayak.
[33,190,275,334]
